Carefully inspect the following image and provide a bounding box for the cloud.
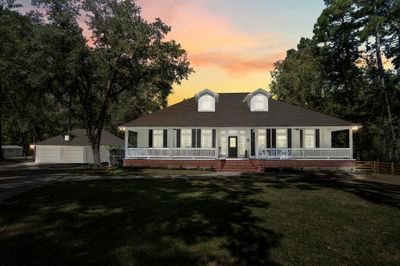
[189,51,283,74]
[136,0,287,74]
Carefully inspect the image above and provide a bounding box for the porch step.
[220,160,264,173]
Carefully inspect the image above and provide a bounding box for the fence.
[355,161,400,175]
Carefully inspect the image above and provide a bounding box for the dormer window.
[195,89,219,112]
[244,88,272,112]
[252,94,267,111]
[64,134,70,141]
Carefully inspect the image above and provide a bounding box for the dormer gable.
[243,88,272,112]
[195,89,219,112]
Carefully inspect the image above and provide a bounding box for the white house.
[34,129,123,164]
[120,89,359,172]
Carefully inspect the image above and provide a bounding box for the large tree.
[270,0,400,161]
[34,0,192,165]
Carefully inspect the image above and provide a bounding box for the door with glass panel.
[228,136,238,158]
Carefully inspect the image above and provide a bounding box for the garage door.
[62,147,84,163]
[37,146,61,163]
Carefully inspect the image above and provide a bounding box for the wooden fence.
[355,161,400,176]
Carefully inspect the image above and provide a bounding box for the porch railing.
[257,148,352,159]
[126,148,217,159]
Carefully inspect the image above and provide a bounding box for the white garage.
[34,129,123,164]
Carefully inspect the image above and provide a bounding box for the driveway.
[0,162,89,201]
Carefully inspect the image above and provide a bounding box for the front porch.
[123,127,354,160]
[125,147,352,160]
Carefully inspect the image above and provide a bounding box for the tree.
[270,38,326,112]
[34,0,192,165]
[270,0,400,161]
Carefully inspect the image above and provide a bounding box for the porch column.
[215,129,219,159]
[302,128,306,159]
[255,129,259,159]
[349,128,353,159]
[124,129,129,159]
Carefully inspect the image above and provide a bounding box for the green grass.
[1,171,400,265]
[76,167,213,177]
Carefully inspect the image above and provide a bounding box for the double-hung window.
[153,130,163,148]
[305,129,315,148]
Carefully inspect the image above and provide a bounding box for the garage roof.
[35,129,124,146]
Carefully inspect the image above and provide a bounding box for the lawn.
[1,171,399,265]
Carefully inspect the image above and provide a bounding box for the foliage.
[270,0,400,161]
[0,0,192,163]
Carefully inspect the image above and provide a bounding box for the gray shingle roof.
[36,129,124,146]
[121,93,356,127]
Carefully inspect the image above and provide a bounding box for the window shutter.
[197,129,201,148]
[212,129,216,148]
[287,129,292,148]
[271,129,276,148]
[163,129,168,148]
[176,129,181,148]
[266,129,271,148]
[191,129,196,148]
[251,129,255,156]
[148,129,153,148]
[300,130,303,148]
[315,129,320,148]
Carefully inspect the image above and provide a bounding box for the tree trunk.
[375,29,397,161]
[88,127,103,167]
[92,143,101,166]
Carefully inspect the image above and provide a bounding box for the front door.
[228,136,238,158]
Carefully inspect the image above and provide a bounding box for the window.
[251,94,268,111]
[201,129,212,148]
[198,94,215,112]
[257,129,266,148]
[153,130,163,148]
[276,129,287,148]
[181,129,191,148]
[239,135,246,156]
[305,129,315,148]
[220,136,227,156]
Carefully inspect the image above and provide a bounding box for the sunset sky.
[18,0,325,105]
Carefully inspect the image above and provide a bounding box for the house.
[1,145,23,158]
[34,129,124,164]
[120,89,359,172]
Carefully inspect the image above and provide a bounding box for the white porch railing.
[257,148,352,159]
[126,148,217,159]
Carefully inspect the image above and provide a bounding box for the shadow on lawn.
[0,179,282,265]
[245,170,400,209]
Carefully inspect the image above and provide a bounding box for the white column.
[349,128,353,159]
[255,129,258,159]
[124,129,129,159]
[215,128,219,159]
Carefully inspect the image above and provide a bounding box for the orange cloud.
[189,51,284,74]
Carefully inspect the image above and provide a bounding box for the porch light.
[119,127,126,131]
[29,144,35,150]
[352,126,359,131]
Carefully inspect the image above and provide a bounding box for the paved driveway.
[0,162,90,201]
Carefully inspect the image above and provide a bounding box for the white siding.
[36,146,110,164]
